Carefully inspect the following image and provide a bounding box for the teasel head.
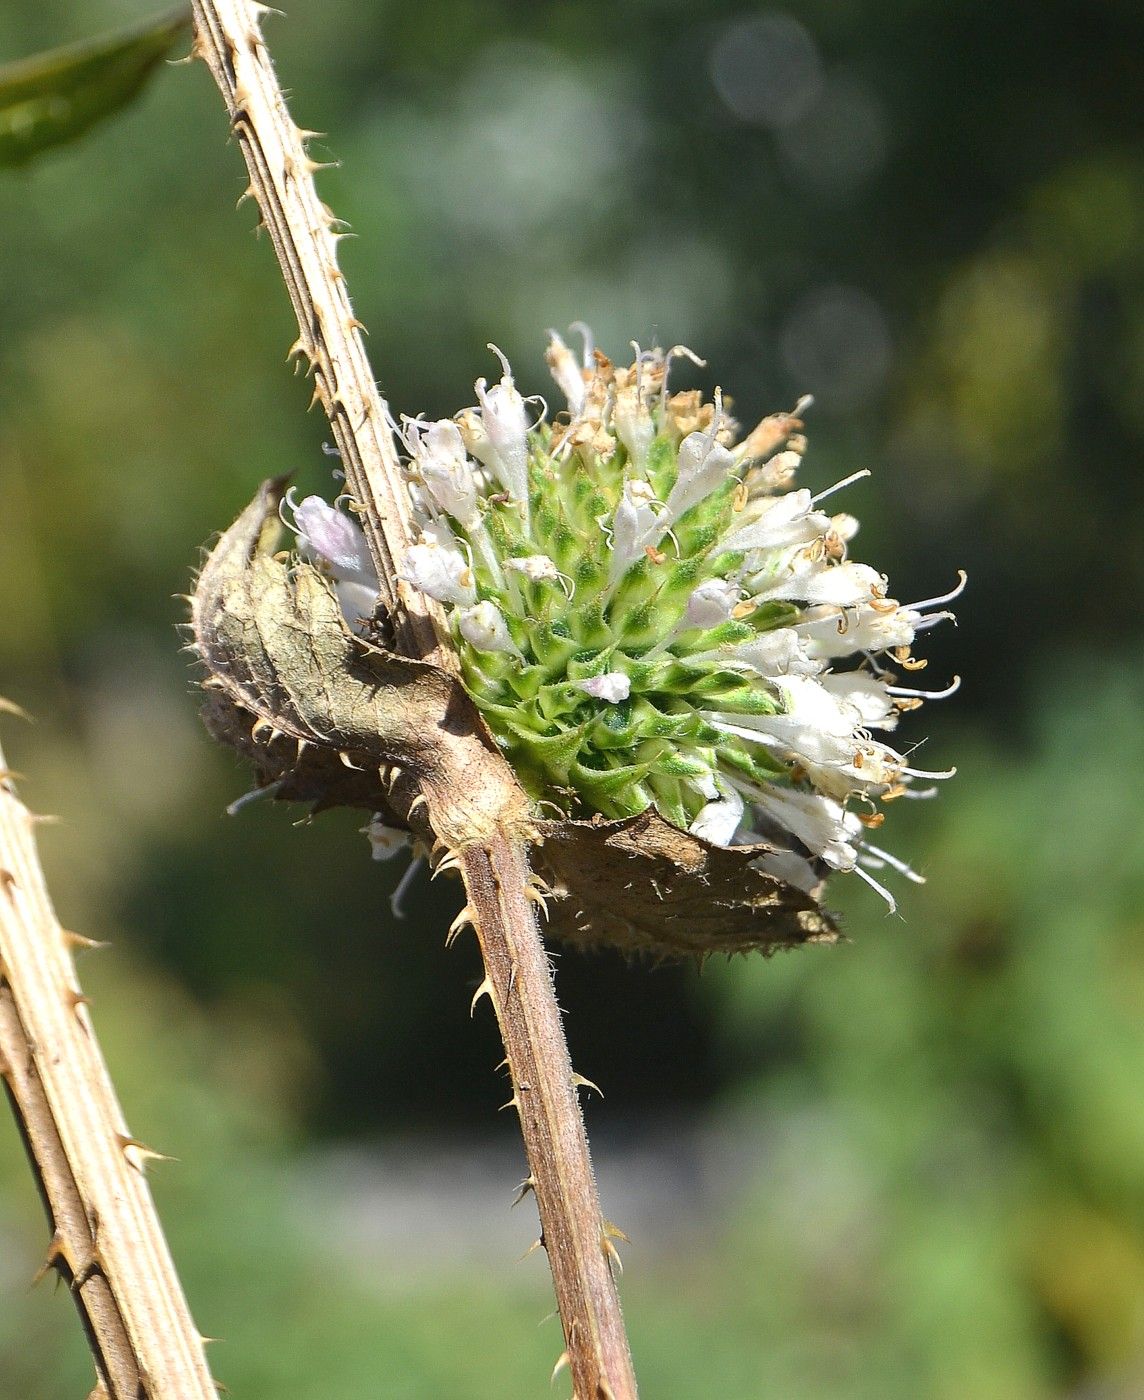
[289,333,963,913]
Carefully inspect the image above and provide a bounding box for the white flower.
[334,579,379,631]
[457,601,521,655]
[398,534,476,606]
[795,602,918,659]
[505,554,561,584]
[820,672,897,729]
[754,558,885,608]
[751,847,821,895]
[410,419,481,528]
[748,784,861,872]
[473,347,530,504]
[609,480,661,582]
[688,785,745,845]
[662,429,736,526]
[293,494,377,587]
[684,578,740,630]
[719,489,831,555]
[706,628,822,678]
[578,673,631,703]
[361,815,410,861]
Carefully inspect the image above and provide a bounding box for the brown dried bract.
[534,809,837,958]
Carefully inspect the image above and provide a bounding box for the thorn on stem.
[31,1232,66,1288]
[446,906,475,948]
[470,977,493,1017]
[602,1233,624,1275]
[62,931,110,953]
[65,989,92,1017]
[117,1135,177,1175]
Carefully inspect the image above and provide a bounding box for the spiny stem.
[0,738,216,1399]
[460,832,637,1400]
[189,2,639,1392]
[189,0,442,664]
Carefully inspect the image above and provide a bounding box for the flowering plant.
[290,333,962,913]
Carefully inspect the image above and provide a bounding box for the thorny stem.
[0,735,216,1400]
[189,2,638,1394]
[459,835,637,1399]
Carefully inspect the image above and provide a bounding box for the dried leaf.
[534,810,838,958]
[190,479,525,845]
[0,9,189,169]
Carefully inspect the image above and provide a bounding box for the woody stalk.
[188,2,639,1395]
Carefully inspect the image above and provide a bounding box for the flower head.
[299,337,962,910]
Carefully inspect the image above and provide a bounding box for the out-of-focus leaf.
[0,8,190,169]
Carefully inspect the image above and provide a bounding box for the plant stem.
[0,738,216,1400]
[189,3,638,1392]
[460,831,638,1399]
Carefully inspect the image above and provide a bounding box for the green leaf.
[0,8,190,169]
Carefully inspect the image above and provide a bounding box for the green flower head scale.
[293,332,963,911]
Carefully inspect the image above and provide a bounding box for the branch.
[0,734,216,1400]
[188,3,638,1394]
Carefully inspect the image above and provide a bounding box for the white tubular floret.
[688,785,745,846]
[719,489,831,555]
[614,350,655,470]
[708,628,822,678]
[578,673,631,703]
[411,419,481,528]
[684,578,740,630]
[795,602,919,660]
[819,672,897,728]
[662,429,736,525]
[398,532,476,606]
[758,559,885,609]
[474,346,530,505]
[457,601,521,656]
[609,480,661,583]
[292,494,378,587]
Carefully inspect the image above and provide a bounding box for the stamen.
[524,393,549,431]
[851,861,898,913]
[811,469,871,506]
[390,854,424,920]
[487,342,514,380]
[660,344,707,410]
[907,570,968,612]
[888,675,961,701]
[569,320,595,368]
[226,780,284,816]
[912,610,956,633]
[279,484,302,529]
[860,841,926,883]
[900,764,957,780]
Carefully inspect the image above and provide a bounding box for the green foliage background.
[1,2,1142,1395]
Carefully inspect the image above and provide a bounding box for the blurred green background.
[2,1,1143,1396]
